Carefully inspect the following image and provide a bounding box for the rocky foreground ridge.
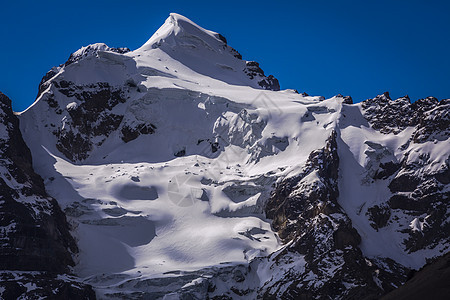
[0,92,95,299]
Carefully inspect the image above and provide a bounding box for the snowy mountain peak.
[135,13,279,90]
[72,43,113,57]
[140,13,226,51]
[373,91,392,101]
[65,43,130,66]
[12,13,449,299]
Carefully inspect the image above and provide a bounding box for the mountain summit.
[1,13,449,299]
[141,13,229,50]
[137,12,280,90]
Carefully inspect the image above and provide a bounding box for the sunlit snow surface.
[53,155,281,276]
[18,13,449,296]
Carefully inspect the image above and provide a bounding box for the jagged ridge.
[7,13,450,300]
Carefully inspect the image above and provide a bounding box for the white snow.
[15,12,449,296]
[337,102,450,269]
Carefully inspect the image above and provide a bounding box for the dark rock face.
[366,204,391,230]
[0,92,75,272]
[214,32,242,59]
[35,54,162,162]
[374,161,401,180]
[412,98,450,143]
[36,76,148,162]
[264,131,408,299]
[258,74,280,91]
[0,92,95,299]
[362,93,449,142]
[0,272,96,300]
[266,131,340,241]
[121,123,156,143]
[244,61,280,91]
[336,94,353,104]
[230,48,242,59]
[361,95,450,255]
[381,252,450,300]
[360,92,450,265]
[174,147,186,157]
[50,80,127,161]
[362,92,410,134]
[388,172,421,192]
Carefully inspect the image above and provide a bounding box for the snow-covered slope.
[15,13,450,299]
[137,13,279,90]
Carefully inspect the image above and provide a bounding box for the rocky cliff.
[0,92,95,299]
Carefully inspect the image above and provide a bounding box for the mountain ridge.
[1,13,449,299]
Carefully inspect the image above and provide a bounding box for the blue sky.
[1,0,449,111]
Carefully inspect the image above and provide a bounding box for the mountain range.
[1,13,449,299]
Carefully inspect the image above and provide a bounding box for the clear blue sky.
[1,0,449,111]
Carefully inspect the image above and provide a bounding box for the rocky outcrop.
[361,92,411,134]
[264,131,408,299]
[266,131,340,241]
[362,93,449,142]
[244,61,280,91]
[0,92,95,299]
[37,77,140,161]
[361,93,450,255]
[366,204,391,230]
[0,272,96,300]
[0,92,76,271]
[52,80,127,161]
[387,155,450,253]
[336,94,353,104]
[412,98,449,143]
[121,123,157,143]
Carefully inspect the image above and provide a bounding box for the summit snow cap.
[65,43,130,66]
[140,13,227,51]
[134,13,279,90]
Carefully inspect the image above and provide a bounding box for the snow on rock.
[65,43,130,66]
[0,92,95,298]
[13,13,450,299]
[138,12,279,90]
[338,94,449,270]
[0,272,95,299]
